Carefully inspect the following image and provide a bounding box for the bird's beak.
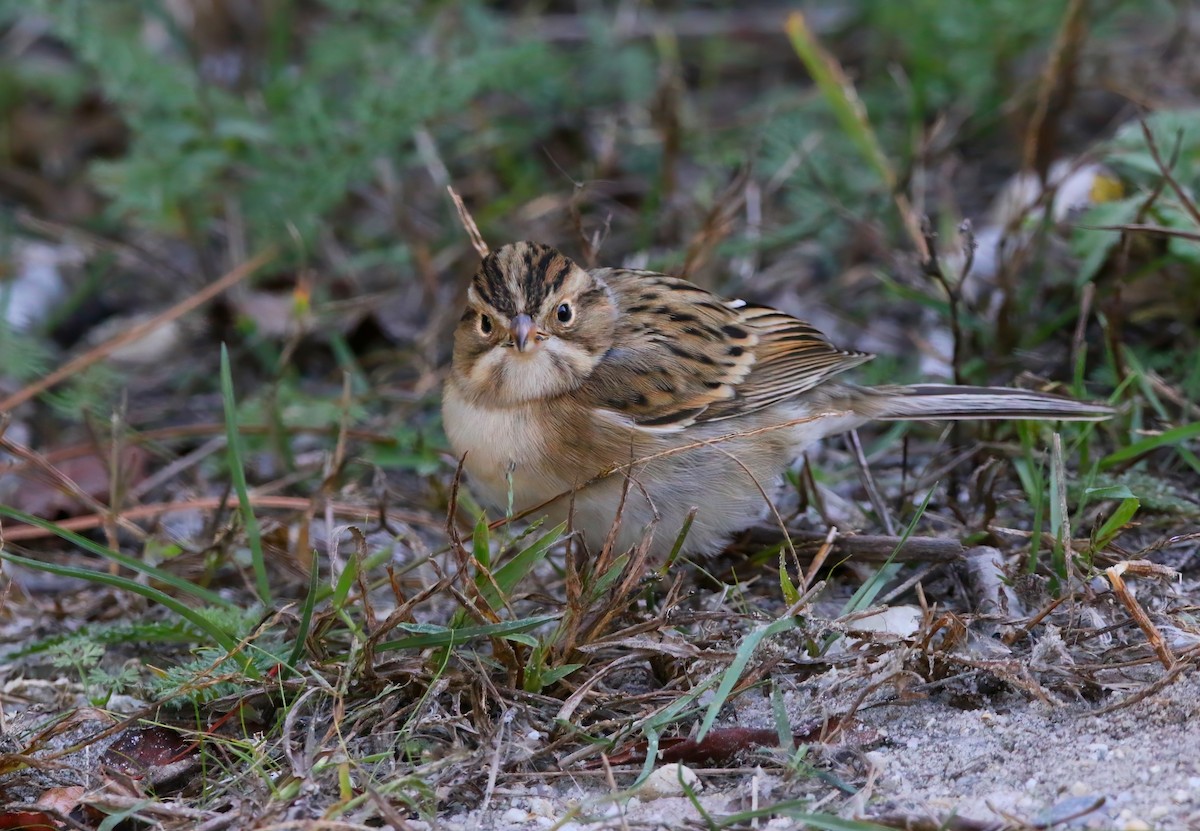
[510,314,536,353]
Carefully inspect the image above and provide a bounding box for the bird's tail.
[855,384,1113,422]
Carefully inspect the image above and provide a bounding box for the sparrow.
[442,242,1112,558]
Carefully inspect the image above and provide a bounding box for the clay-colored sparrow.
[443,242,1111,557]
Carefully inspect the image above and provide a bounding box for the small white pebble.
[864,751,888,772]
[1149,806,1171,820]
[1173,790,1191,804]
[1123,820,1152,831]
[1190,777,1200,789]
[639,763,702,800]
[1069,781,1091,796]
[501,807,529,823]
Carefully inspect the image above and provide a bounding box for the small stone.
[1122,820,1151,831]
[1069,781,1091,797]
[1149,806,1171,820]
[501,807,530,823]
[864,751,888,772]
[528,798,554,818]
[1172,790,1191,804]
[639,763,702,800]
[1190,777,1200,789]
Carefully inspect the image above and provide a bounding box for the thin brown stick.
[0,249,275,414]
[744,528,964,564]
[0,437,148,541]
[1021,0,1086,175]
[1105,561,1175,670]
[0,423,395,473]
[1139,118,1200,229]
[847,429,895,535]
[803,525,838,589]
[447,186,489,258]
[0,495,439,541]
[1092,646,1200,716]
[1002,592,1071,646]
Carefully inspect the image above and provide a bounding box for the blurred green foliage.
[1,0,1169,270]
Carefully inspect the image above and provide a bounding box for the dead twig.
[447,185,489,258]
[1021,0,1087,177]
[0,249,275,414]
[0,495,439,541]
[1105,561,1175,670]
[1091,646,1200,716]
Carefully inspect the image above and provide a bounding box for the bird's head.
[451,242,617,405]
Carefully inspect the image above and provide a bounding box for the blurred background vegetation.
[2,3,1200,824]
[1,0,1197,552]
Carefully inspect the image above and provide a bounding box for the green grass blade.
[636,673,722,785]
[697,616,799,741]
[0,549,243,656]
[287,553,321,671]
[330,549,359,609]
[839,486,935,617]
[1094,497,1141,550]
[220,343,272,605]
[1099,420,1200,470]
[472,512,491,568]
[482,525,566,602]
[0,505,234,609]
[785,12,894,191]
[375,614,560,652]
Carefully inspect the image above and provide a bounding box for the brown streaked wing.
[577,269,760,430]
[702,304,873,420]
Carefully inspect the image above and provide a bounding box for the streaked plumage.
[443,242,1112,557]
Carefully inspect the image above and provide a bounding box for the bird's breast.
[442,380,567,512]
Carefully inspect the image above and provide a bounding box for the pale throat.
[467,338,599,406]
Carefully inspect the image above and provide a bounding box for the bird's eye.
[556,303,573,324]
[479,313,493,335]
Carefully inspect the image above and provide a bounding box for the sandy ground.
[433,671,1200,831]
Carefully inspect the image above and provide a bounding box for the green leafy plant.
[45,636,139,707]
